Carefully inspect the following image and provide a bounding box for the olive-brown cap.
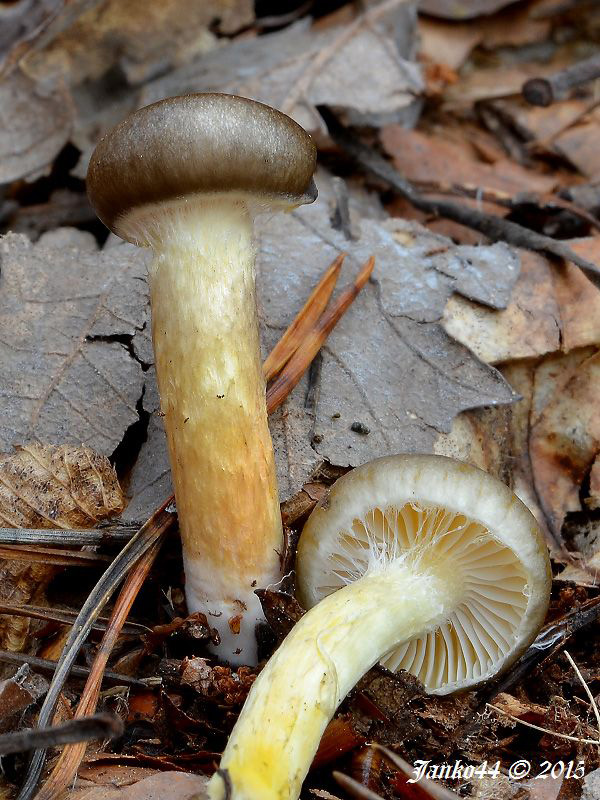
[86,93,318,238]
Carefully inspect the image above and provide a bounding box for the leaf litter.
[1,0,600,798]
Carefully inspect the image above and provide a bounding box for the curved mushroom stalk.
[208,455,551,800]
[208,561,460,800]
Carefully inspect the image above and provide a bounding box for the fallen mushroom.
[208,454,551,800]
[86,93,317,664]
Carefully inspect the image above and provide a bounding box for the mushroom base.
[146,200,283,665]
[207,558,463,800]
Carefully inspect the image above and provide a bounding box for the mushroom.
[207,454,551,800]
[86,93,317,664]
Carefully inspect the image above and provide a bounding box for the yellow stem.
[147,200,283,664]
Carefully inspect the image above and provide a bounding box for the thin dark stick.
[523,53,600,106]
[0,602,149,635]
[318,107,600,289]
[0,713,123,756]
[0,527,137,547]
[0,545,111,567]
[0,650,146,688]
[16,499,175,800]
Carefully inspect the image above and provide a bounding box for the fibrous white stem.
[207,558,462,800]
[146,200,283,665]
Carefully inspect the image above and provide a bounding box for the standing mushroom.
[86,94,317,664]
[208,455,551,800]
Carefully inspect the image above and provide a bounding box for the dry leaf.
[490,97,593,146]
[20,0,253,87]
[63,770,208,800]
[418,18,482,71]
[530,350,600,536]
[123,171,519,518]
[443,251,561,364]
[0,443,124,652]
[0,230,148,455]
[558,238,600,352]
[553,110,600,181]
[0,443,123,528]
[0,664,48,733]
[444,244,600,364]
[0,68,73,183]
[380,125,557,196]
[139,8,423,135]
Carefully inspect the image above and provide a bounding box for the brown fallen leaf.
[0,664,48,733]
[490,96,594,147]
[530,350,600,537]
[19,0,254,88]
[380,125,556,198]
[553,109,600,182]
[558,237,600,352]
[61,769,208,800]
[443,251,561,365]
[0,443,124,653]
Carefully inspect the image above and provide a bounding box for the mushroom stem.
[207,558,461,800]
[144,198,282,663]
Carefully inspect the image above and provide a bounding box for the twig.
[0,714,123,756]
[263,253,345,381]
[487,703,600,746]
[0,527,137,547]
[523,53,600,107]
[0,545,110,567]
[0,650,146,688]
[16,497,175,800]
[372,745,460,798]
[333,771,385,800]
[564,650,600,758]
[319,107,600,289]
[0,602,149,636]
[267,256,375,412]
[413,180,600,233]
[34,538,163,800]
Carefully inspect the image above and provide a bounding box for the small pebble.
[351,421,370,435]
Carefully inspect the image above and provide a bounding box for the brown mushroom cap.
[86,93,318,238]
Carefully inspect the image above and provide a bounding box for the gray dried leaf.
[140,8,423,133]
[0,69,73,184]
[0,230,147,454]
[125,174,519,518]
[121,368,170,523]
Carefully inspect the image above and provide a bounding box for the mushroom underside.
[315,501,530,691]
